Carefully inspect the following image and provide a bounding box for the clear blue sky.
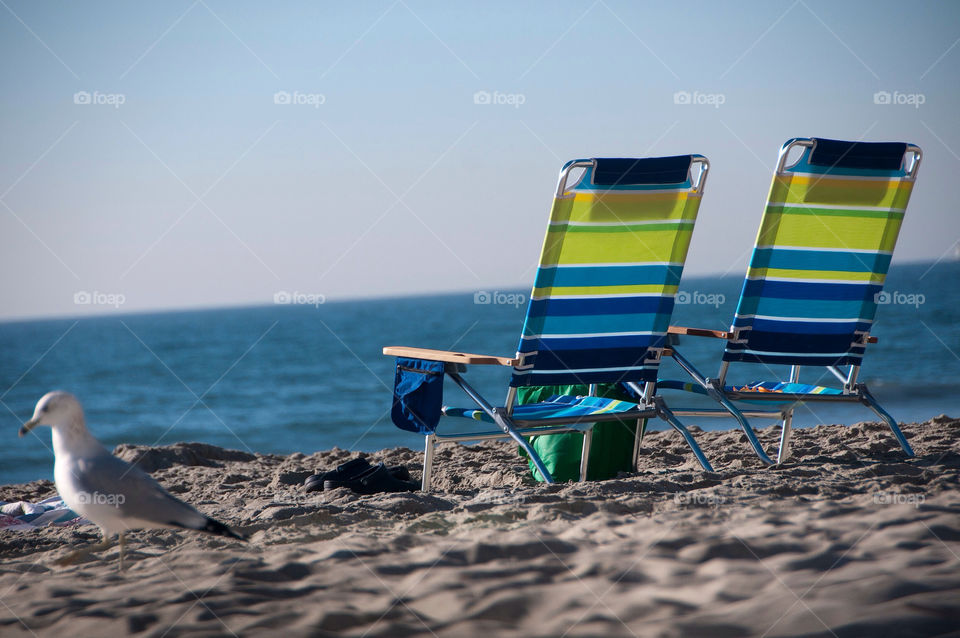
[2,0,958,319]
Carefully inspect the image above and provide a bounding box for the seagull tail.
[171,517,246,541]
[202,516,246,541]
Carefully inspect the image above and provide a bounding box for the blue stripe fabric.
[807,138,907,172]
[740,279,883,301]
[729,381,843,395]
[750,248,891,273]
[745,318,871,335]
[514,347,659,372]
[527,295,675,318]
[534,264,683,288]
[656,379,843,398]
[515,368,661,386]
[731,296,877,320]
[520,333,662,353]
[522,311,674,338]
[444,394,645,423]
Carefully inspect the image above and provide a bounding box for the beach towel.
[0,496,87,531]
[517,384,641,482]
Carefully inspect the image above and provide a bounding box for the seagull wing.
[73,452,212,531]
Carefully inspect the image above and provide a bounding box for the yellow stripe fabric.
[769,175,913,209]
[754,208,903,252]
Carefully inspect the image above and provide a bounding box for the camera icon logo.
[874,291,891,304]
[273,91,291,105]
[873,91,891,105]
[73,291,92,304]
[474,291,491,304]
[473,90,491,105]
[673,90,691,105]
[73,91,91,105]
[273,291,292,304]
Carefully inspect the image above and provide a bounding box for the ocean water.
[2,261,958,486]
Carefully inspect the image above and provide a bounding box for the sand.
[1,417,958,637]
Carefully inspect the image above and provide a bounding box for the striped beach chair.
[660,137,922,464]
[385,154,712,489]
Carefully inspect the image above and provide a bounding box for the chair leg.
[579,428,593,482]
[777,408,794,464]
[712,392,775,466]
[489,408,555,483]
[859,386,915,457]
[422,434,436,492]
[632,418,646,472]
[654,399,714,472]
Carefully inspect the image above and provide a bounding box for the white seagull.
[20,391,245,568]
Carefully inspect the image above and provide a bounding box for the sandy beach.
[1,417,958,637]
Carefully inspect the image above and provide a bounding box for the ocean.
[2,261,958,486]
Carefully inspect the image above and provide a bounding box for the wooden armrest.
[382,346,520,366]
[668,325,733,340]
[668,325,877,344]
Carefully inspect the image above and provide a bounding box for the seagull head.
[19,391,85,437]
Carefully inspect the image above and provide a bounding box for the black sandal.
[303,457,370,492]
[304,458,413,492]
[323,462,419,494]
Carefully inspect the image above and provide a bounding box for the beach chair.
[658,137,922,464]
[385,154,712,490]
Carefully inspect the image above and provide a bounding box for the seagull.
[19,391,245,568]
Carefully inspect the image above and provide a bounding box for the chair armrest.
[383,346,520,366]
[666,325,878,344]
[668,325,733,340]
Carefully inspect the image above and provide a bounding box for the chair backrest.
[724,137,922,367]
[511,155,708,387]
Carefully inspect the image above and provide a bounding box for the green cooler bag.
[517,384,644,482]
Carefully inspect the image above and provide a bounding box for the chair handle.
[690,155,710,193]
[555,159,595,198]
[776,138,815,175]
[555,156,710,197]
[904,144,922,180]
[776,138,923,179]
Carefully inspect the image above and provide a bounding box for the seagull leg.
[55,530,114,566]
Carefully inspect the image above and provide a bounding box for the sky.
[1,0,958,320]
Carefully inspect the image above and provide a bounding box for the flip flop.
[323,462,419,494]
[304,459,412,492]
[303,457,370,492]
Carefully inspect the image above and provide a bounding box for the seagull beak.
[19,417,39,437]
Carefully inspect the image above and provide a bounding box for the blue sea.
[2,261,958,486]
